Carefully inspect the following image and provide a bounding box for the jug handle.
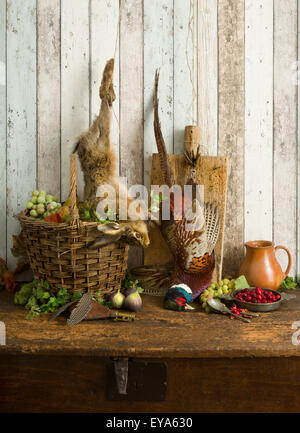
[275,245,292,278]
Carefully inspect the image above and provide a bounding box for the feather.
[48,299,78,322]
[67,292,93,326]
[153,70,173,188]
[204,202,220,254]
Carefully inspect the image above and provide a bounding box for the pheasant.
[153,71,220,300]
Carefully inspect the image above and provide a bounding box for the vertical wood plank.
[0,0,6,260]
[298,0,300,282]
[37,0,61,199]
[120,0,143,268]
[273,0,297,277]
[90,0,120,174]
[244,0,273,242]
[198,0,218,155]
[218,0,245,276]
[61,0,89,200]
[6,0,37,267]
[173,0,198,154]
[144,0,174,189]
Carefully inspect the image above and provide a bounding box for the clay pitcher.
[239,240,292,291]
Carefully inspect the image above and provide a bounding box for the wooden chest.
[0,290,300,412]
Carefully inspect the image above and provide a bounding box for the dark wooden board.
[0,355,299,412]
[0,289,299,359]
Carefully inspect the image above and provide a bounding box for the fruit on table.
[199,275,250,313]
[231,304,243,316]
[199,278,236,312]
[234,287,281,304]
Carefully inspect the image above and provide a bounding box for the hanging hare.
[73,59,150,249]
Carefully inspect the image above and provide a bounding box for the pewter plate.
[232,288,282,312]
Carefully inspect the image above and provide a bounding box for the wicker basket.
[18,155,129,296]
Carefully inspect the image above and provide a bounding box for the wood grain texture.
[198,0,218,156]
[61,0,89,201]
[90,0,120,174]
[37,0,61,199]
[1,355,300,412]
[6,0,37,268]
[173,0,198,154]
[120,0,144,268]
[244,0,273,242]
[273,0,297,277]
[1,288,300,359]
[0,0,6,260]
[296,0,300,283]
[144,0,174,189]
[145,154,228,281]
[218,0,244,276]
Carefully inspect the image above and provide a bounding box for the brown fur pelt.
[73,58,150,249]
[74,59,117,200]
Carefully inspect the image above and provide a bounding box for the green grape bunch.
[26,190,60,219]
[199,278,235,313]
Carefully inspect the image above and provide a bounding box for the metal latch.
[113,357,129,395]
[107,358,167,401]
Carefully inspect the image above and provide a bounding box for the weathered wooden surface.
[173,0,198,154]
[1,2,299,280]
[6,0,37,267]
[61,0,89,201]
[120,0,143,268]
[218,0,244,276]
[273,0,297,276]
[143,0,174,189]
[91,0,120,174]
[1,355,300,413]
[145,154,228,281]
[298,3,300,283]
[0,0,6,261]
[37,0,61,199]
[198,0,218,156]
[245,0,273,242]
[0,288,300,359]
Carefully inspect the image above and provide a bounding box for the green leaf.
[280,276,297,290]
[71,292,82,301]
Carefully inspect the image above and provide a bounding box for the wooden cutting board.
[145,153,228,281]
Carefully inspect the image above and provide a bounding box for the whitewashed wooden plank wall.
[120,0,144,268]
[273,0,297,276]
[218,0,245,277]
[144,0,174,189]
[91,0,120,174]
[61,0,89,200]
[6,0,37,267]
[198,0,218,156]
[0,0,299,280]
[37,0,61,199]
[0,0,6,261]
[245,0,273,243]
[298,0,300,281]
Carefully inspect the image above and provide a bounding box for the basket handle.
[69,154,80,225]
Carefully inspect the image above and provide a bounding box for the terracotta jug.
[239,240,292,291]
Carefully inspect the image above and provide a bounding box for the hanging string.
[185,0,197,126]
[111,0,123,130]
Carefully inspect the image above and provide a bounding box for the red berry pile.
[234,287,281,304]
[231,304,243,315]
